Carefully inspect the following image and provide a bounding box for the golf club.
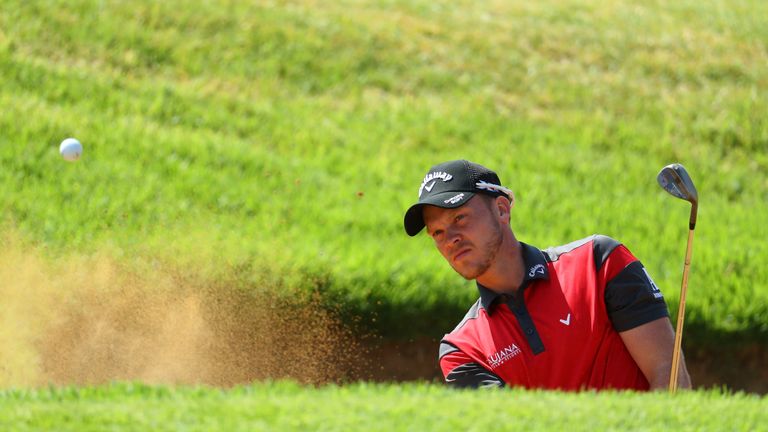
[657,163,698,393]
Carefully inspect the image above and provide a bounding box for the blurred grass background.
[1,0,766,348]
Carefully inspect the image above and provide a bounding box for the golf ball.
[59,138,83,162]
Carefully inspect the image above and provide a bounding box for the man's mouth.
[453,248,471,263]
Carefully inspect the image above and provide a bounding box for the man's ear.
[494,195,511,222]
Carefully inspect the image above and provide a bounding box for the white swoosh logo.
[559,313,571,326]
[424,181,436,192]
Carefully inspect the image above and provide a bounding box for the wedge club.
[657,163,698,393]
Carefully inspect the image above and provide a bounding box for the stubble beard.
[454,221,504,281]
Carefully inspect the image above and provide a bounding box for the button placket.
[506,289,546,355]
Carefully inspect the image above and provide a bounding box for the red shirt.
[439,235,669,390]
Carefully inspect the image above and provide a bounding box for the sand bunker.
[0,240,368,387]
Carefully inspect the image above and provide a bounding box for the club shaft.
[669,228,694,393]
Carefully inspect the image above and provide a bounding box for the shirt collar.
[478,241,550,312]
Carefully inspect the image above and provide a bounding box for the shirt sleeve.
[604,260,670,332]
[439,341,505,388]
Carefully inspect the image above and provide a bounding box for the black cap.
[403,160,514,236]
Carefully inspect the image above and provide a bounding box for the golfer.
[403,160,691,390]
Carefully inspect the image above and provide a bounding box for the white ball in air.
[59,138,83,162]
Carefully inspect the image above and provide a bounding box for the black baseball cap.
[403,160,515,236]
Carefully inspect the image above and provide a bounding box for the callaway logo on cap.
[403,160,515,236]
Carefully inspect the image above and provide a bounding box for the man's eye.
[455,214,465,222]
[432,230,444,239]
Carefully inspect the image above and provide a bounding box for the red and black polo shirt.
[439,235,669,391]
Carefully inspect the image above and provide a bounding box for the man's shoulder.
[445,298,484,336]
[543,234,623,269]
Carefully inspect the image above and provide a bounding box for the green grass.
[1,0,767,343]
[0,382,766,431]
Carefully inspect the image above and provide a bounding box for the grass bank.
[1,382,766,431]
[1,0,766,348]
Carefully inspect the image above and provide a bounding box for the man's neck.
[476,233,525,294]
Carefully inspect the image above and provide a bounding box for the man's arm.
[596,237,692,391]
[439,342,505,388]
[619,316,691,390]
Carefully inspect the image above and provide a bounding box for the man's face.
[423,196,505,280]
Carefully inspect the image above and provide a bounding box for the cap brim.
[403,191,476,236]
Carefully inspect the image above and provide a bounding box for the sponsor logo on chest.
[487,344,522,369]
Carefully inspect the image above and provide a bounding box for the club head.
[658,163,699,229]
[657,163,698,203]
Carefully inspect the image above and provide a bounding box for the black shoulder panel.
[592,234,622,271]
[605,260,670,332]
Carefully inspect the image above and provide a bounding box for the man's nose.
[445,226,462,247]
